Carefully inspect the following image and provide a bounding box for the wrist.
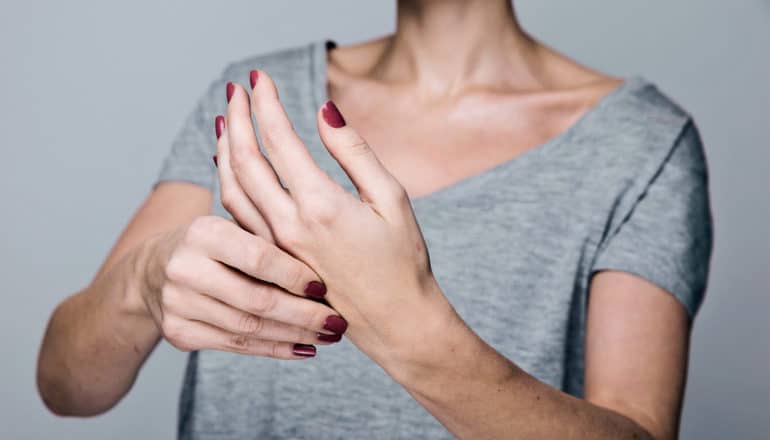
[383,282,519,398]
[380,281,468,383]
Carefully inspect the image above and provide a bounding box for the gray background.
[1,1,768,438]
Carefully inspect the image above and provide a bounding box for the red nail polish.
[250,70,259,89]
[293,344,316,357]
[212,155,218,167]
[317,333,342,343]
[226,82,235,102]
[324,315,348,335]
[304,281,327,298]
[322,101,346,128]
[215,115,225,139]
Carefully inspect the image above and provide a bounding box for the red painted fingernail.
[215,115,225,139]
[317,333,342,343]
[226,82,235,102]
[293,344,316,357]
[324,315,348,335]
[212,155,218,167]
[322,100,346,128]
[250,70,259,89]
[304,281,327,298]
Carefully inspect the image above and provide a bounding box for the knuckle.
[283,263,305,293]
[174,342,194,353]
[272,222,304,250]
[298,197,338,226]
[184,216,216,245]
[228,151,243,173]
[219,189,237,213]
[347,138,371,156]
[206,216,231,236]
[245,236,270,274]
[260,125,282,149]
[247,287,277,316]
[237,313,264,335]
[159,285,180,311]
[186,216,209,238]
[268,341,281,359]
[304,306,326,331]
[164,255,188,284]
[388,182,410,205]
[295,327,312,344]
[229,149,251,176]
[161,318,189,350]
[228,333,250,350]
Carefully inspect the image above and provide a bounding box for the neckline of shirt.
[309,39,646,204]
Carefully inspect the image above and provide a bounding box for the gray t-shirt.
[156,40,712,439]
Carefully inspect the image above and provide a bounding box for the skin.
[37,0,690,438]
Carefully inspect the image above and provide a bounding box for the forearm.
[388,303,655,439]
[36,234,166,416]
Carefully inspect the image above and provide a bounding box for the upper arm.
[584,271,689,440]
[583,120,713,439]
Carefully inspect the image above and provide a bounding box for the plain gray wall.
[2,1,768,438]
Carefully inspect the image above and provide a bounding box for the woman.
[36,1,712,439]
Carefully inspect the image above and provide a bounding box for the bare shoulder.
[520,41,626,119]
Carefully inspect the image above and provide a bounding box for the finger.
[163,316,316,359]
[225,82,295,222]
[172,290,339,345]
[214,114,275,242]
[169,243,344,333]
[200,258,342,334]
[317,100,407,213]
[248,69,336,194]
[196,218,326,298]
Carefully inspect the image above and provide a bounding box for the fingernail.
[212,155,218,167]
[250,70,259,89]
[304,281,327,298]
[226,82,235,102]
[317,333,342,343]
[293,344,316,357]
[322,100,346,128]
[324,315,348,335]
[215,115,225,139]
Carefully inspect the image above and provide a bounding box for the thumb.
[317,100,407,213]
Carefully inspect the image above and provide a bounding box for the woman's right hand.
[141,215,348,359]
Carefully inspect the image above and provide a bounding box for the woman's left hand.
[216,71,462,372]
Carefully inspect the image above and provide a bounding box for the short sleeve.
[592,121,714,318]
[154,69,230,192]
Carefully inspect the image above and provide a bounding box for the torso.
[176,40,696,439]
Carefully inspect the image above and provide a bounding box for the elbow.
[36,316,118,417]
[36,311,78,416]
[37,378,73,417]
[36,365,116,417]
[36,364,78,416]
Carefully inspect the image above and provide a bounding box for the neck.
[374,0,540,96]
